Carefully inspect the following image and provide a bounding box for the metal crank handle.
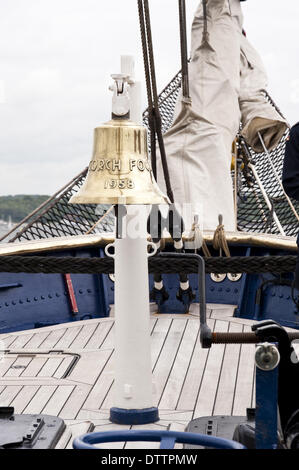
[211,331,299,344]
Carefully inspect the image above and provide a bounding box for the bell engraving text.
[89,159,151,173]
[104,179,135,190]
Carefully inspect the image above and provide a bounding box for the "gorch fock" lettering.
[89,159,151,172]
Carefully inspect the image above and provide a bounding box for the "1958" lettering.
[104,179,135,189]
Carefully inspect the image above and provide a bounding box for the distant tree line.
[0,195,50,222]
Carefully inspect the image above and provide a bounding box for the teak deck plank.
[8,334,34,350]
[37,357,64,378]
[0,304,269,448]
[42,385,75,416]
[23,331,51,349]
[152,319,188,407]
[54,326,83,350]
[84,321,114,350]
[0,385,22,406]
[232,325,256,416]
[4,356,33,377]
[213,322,243,416]
[10,385,40,414]
[70,323,99,350]
[80,351,114,411]
[193,320,229,418]
[38,328,67,350]
[22,385,57,414]
[176,320,214,411]
[159,320,199,410]
[59,384,92,420]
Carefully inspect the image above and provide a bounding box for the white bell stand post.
[106,205,159,424]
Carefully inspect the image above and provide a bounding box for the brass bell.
[69,118,169,205]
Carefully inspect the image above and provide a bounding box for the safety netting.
[2,70,298,243]
[3,169,115,243]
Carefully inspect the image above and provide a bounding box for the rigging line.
[248,163,286,236]
[137,0,154,111]
[137,0,157,177]
[84,206,114,235]
[143,0,159,112]
[143,0,174,203]
[137,0,158,180]
[137,0,157,175]
[178,0,190,100]
[258,131,299,225]
[0,167,89,243]
[137,0,174,203]
[240,137,285,235]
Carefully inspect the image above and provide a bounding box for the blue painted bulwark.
[1,242,299,332]
[109,407,159,425]
[0,247,110,333]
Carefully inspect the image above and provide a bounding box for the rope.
[190,218,203,250]
[137,0,157,177]
[212,216,231,257]
[0,255,296,275]
[232,141,238,228]
[178,0,190,100]
[137,0,174,203]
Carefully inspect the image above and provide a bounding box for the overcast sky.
[0,0,298,196]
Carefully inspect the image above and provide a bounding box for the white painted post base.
[108,206,159,425]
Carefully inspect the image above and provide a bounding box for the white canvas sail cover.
[157,0,288,232]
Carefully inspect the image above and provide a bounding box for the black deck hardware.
[0,408,66,449]
[184,416,250,449]
[188,321,299,449]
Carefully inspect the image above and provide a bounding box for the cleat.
[176,286,196,313]
[150,286,169,313]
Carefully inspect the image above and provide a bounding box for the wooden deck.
[0,304,260,449]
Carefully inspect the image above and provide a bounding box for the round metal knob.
[255,343,280,371]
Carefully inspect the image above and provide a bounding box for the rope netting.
[3,168,115,243]
[2,71,298,243]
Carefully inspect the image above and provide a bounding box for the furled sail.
[157,0,288,232]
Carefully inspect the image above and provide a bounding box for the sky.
[0,0,298,196]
